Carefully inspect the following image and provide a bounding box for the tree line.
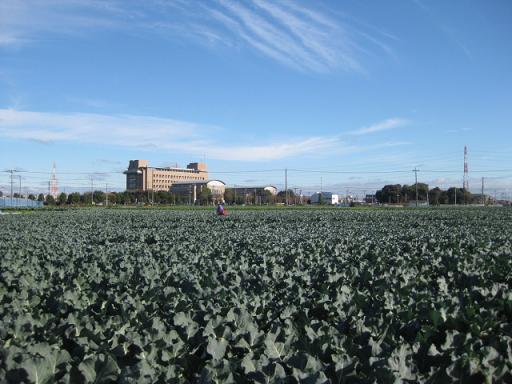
[19,188,297,206]
[375,183,482,205]
[22,191,207,206]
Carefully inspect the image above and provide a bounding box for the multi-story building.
[124,160,208,192]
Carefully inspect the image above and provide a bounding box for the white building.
[310,192,339,205]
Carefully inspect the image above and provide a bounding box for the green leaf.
[264,336,285,360]
[79,354,120,384]
[207,337,228,361]
[241,353,257,374]
[21,357,53,384]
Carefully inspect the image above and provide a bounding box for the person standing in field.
[216,201,227,216]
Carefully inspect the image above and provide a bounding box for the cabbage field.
[1,208,511,383]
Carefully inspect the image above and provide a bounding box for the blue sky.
[0,0,511,196]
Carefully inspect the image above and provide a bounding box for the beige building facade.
[124,160,208,192]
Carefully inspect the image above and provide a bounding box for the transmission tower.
[50,162,59,198]
[463,145,469,191]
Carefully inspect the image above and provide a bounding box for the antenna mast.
[50,162,59,198]
[463,145,469,191]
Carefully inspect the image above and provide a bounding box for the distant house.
[310,192,339,205]
[170,180,225,204]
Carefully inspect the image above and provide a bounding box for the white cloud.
[0,109,409,162]
[349,118,408,136]
[204,137,339,161]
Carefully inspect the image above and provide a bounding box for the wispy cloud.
[349,118,408,136]
[0,109,409,161]
[0,0,396,73]
[210,0,359,72]
[0,108,202,143]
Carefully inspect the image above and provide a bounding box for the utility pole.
[105,183,108,207]
[91,177,94,205]
[481,177,485,205]
[454,187,457,205]
[285,168,288,205]
[6,169,16,207]
[413,168,419,207]
[17,176,21,207]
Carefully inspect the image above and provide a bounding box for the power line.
[288,168,412,174]
[3,167,512,176]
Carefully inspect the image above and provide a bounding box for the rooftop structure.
[124,160,208,192]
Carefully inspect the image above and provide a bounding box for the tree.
[28,194,36,200]
[400,183,429,202]
[277,189,295,204]
[120,192,134,205]
[37,193,45,202]
[45,195,56,205]
[58,192,67,205]
[260,190,274,204]
[155,191,172,205]
[224,188,235,204]
[198,187,212,205]
[376,184,402,204]
[461,188,472,205]
[446,187,473,205]
[82,192,92,204]
[0,190,3,197]
[428,187,442,205]
[68,192,81,205]
[93,190,105,204]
